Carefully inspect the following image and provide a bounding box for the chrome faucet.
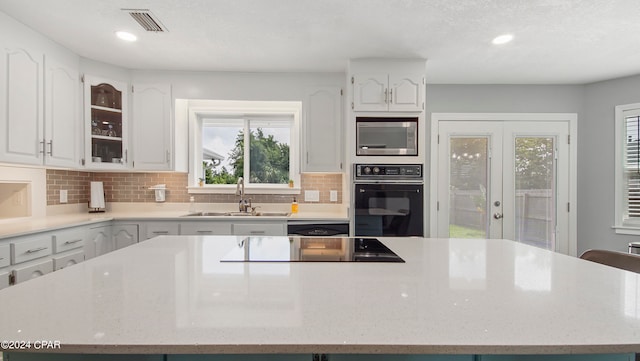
[236,177,251,212]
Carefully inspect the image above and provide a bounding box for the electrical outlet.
[60,189,68,203]
[330,190,338,202]
[304,190,320,202]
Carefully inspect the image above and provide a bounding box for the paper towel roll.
[89,181,105,210]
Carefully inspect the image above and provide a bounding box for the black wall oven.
[353,164,424,237]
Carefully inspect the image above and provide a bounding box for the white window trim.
[614,102,640,234]
[186,100,301,195]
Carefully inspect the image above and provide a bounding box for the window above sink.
[183,100,302,195]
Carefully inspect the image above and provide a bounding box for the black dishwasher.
[287,221,349,236]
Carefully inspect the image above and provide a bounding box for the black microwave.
[356,117,418,156]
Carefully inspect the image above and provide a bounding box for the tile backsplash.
[46,170,343,205]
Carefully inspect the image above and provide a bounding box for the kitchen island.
[0,236,638,360]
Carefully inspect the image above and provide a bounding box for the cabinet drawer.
[0,269,9,290]
[180,222,232,235]
[145,222,180,240]
[233,223,286,236]
[12,258,53,284]
[53,250,84,271]
[11,235,52,264]
[53,229,85,253]
[0,244,10,268]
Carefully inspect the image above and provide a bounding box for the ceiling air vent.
[123,9,167,32]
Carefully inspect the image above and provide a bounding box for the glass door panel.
[449,137,489,238]
[514,137,557,250]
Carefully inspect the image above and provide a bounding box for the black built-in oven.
[353,164,424,237]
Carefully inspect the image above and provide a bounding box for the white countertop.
[0,236,638,355]
[0,203,349,239]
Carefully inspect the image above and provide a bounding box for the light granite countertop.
[0,203,349,239]
[0,236,638,355]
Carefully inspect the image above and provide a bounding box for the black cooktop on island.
[220,237,405,263]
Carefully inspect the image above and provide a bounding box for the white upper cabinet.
[352,74,388,112]
[0,42,80,167]
[132,83,172,170]
[83,75,129,169]
[0,45,44,165]
[388,75,424,111]
[304,86,343,172]
[352,73,424,112]
[44,56,79,168]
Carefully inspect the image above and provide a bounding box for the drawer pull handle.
[250,231,265,234]
[26,247,47,253]
[64,239,83,245]
[196,230,213,233]
[153,231,169,234]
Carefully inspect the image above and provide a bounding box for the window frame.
[614,102,640,234]
[186,100,301,195]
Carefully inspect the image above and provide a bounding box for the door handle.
[493,213,503,219]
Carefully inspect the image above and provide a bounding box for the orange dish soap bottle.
[291,197,298,214]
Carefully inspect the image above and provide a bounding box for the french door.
[433,117,574,255]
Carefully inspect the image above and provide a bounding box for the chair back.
[579,249,640,274]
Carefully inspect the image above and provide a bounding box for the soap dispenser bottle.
[291,197,298,214]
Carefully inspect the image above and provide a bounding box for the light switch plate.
[304,190,320,202]
[330,190,338,202]
[60,189,68,203]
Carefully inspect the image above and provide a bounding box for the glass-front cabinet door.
[84,76,128,168]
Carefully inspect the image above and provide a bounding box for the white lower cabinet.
[0,243,10,268]
[143,222,180,240]
[12,258,53,284]
[85,224,113,259]
[180,221,232,235]
[113,223,139,250]
[0,269,9,290]
[233,222,286,236]
[53,250,84,271]
[10,234,52,264]
[52,228,85,253]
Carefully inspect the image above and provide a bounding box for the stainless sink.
[255,212,291,217]
[182,211,290,217]
[183,212,229,217]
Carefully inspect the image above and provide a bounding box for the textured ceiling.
[1,0,639,84]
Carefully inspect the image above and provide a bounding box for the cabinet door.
[388,74,424,111]
[52,250,84,271]
[12,258,53,284]
[85,225,113,259]
[132,83,172,170]
[304,87,342,172]
[179,222,232,235]
[52,228,85,253]
[0,45,44,165]
[233,222,286,236]
[44,56,79,167]
[0,269,9,290]
[10,235,52,264]
[0,244,10,268]
[352,73,388,111]
[84,75,129,169]
[143,222,180,240]
[113,224,139,250]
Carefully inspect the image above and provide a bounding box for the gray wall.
[580,74,640,253]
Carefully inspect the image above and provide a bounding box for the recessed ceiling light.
[492,34,514,45]
[116,31,137,42]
